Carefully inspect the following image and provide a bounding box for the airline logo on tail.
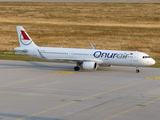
[20,30,32,45]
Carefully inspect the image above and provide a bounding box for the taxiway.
[0,60,160,120]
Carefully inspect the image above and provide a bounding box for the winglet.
[90,42,95,49]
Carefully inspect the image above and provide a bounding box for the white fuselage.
[21,46,155,67]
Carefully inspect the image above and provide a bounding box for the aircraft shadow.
[0,113,66,120]
[0,60,75,71]
[0,60,110,72]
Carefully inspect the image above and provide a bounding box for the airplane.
[14,26,156,73]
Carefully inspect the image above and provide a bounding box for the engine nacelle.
[82,61,97,70]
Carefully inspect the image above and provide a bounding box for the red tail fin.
[16,26,37,47]
[21,30,30,40]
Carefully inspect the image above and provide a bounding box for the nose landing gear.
[136,66,140,73]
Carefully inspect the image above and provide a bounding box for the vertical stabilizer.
[16,26,37,47]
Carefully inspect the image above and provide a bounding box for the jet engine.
[82,61,97,70]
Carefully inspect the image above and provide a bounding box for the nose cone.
[149,58,156,65]
[151,59,156,65]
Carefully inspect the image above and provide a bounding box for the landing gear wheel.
[136,66,140,73]
[74,66,80,71]
[136,69,140,73]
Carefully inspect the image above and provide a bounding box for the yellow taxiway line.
[0,73,58,88]
[0,71,75,88]
[16,77,157,120]
[104,97,160,120]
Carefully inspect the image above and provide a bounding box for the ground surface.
[0,60,160,120]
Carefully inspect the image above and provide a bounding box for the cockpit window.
[142,56,151,58]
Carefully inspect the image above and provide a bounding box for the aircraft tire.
[136,69,140,73]
[74,66,80,71]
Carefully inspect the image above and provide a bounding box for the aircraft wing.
[37,49,102,64]
[46,58,102,64]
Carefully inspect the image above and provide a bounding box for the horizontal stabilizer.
[14,47,28,52]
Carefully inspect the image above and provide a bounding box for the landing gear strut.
[136,66,140,73]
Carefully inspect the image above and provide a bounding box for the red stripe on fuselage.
[21,30,30,40]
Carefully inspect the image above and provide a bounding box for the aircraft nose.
[150,58,156,65]
[152,59,156,65]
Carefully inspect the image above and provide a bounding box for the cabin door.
[33,49,39,58]
[134,53,138,62]
[69,51,73,58]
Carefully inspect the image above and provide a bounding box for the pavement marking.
[16,101,77,120]
[146,76,160,79]
[104,98,160,120]
[16,78,155,120]
[55,71,75,74]
[0,73,59,88]
[80,78,153,101]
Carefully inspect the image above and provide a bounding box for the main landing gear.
[136,66,140,73]
[74,62,82,71]
[74,66,80,71]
